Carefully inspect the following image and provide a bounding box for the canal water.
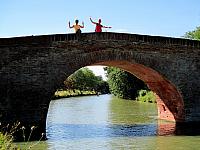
[19,94,200,149]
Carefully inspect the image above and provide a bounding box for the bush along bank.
[136,90,156,103]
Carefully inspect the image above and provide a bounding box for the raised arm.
[102,25,112,29]
[68,21,73,28]
[79,21,84,28]
[90,18,97,24]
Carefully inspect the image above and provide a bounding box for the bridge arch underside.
[92,60,185,122]
[58,44,186,122]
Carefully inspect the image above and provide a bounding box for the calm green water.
[19,95,200,150]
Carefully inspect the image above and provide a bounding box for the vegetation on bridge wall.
[184,26,200,40]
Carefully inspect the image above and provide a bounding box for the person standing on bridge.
[90,17,112,32]
[69,19,84,34]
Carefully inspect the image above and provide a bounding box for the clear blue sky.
[1,0,200,79]
[1,0,200,38]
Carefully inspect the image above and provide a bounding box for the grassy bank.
[53,89,156,104]
[52,89,97,100]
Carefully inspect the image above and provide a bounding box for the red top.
[95,23,103,32]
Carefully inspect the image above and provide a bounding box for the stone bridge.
[0,32,199,140]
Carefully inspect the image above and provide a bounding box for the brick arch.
[54,49,185,122]
[59,58,185,122]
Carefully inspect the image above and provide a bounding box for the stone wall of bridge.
[0,32,199,140]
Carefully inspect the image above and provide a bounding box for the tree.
[64,67,109,93]
[64,76,75,89]
[184,26,200,40]
[104,67,147,100]
[95,80,110,94]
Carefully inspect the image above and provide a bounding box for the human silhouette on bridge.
[90,17,112,32]
[69,20,84,34]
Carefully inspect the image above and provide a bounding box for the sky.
[1,0,200,79]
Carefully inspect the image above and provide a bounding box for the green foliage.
[54,89,96,99]
[66,68,97,90]
[0,132,19,150]
[95,81,110,94]
[0,122,44,150]
[64,76,75,89]
[0,122,20,150]
[64,67,109,94]
[105,67,147,100]
[136,90,156,103]
[184,26,200,40]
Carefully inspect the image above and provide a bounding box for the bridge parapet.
[0,32,200,48]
